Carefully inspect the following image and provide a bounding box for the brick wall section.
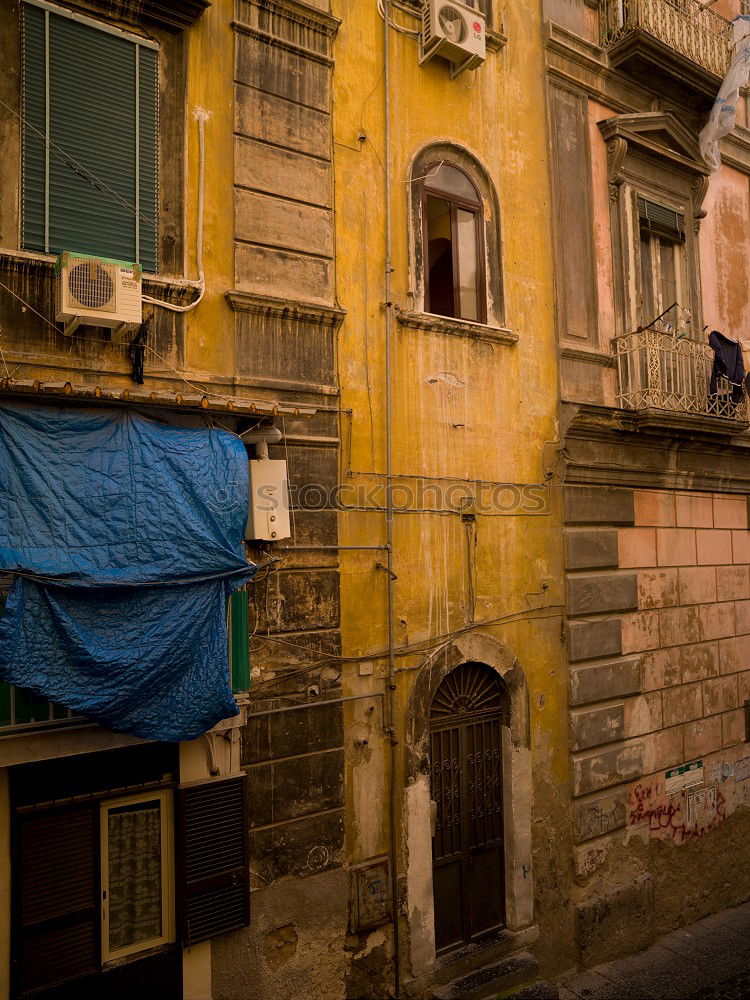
[565,486,750,844]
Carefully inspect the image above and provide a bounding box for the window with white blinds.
[21,0,159,271]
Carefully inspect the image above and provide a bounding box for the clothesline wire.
[248,605,565,692]
[0,277,212,395]
[0,337,10,379]
[0,97,160,234]
[0,278,353,414]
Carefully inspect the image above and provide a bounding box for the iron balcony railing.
[600,0,733,80]
[614,329,748,422]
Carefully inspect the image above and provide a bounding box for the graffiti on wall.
[627,776,726,844]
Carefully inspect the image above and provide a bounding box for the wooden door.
[429,663,506,954]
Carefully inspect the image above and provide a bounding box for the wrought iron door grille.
[431,727,462,861]
[430,662,507,721]
[466,720,503,849]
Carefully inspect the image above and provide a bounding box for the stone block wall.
[565,485,750,960]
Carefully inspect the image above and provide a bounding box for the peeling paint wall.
[564,480,750,962]
[546,0,750,977]
[333,0,568,988]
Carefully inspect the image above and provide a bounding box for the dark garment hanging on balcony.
[0,402,254,740]
[709,330,745,404]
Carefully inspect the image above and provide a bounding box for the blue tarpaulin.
[0,402,254,740]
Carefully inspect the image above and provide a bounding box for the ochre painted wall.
[331,0,571,982]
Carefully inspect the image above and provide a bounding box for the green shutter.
[21,3,46,253]
[138,46,159,269]
[229,590,250,694]
[638,197,686,244]
[21,1,158,271]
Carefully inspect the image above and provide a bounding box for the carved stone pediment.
[598,111,710,216]
[599,112,709,176]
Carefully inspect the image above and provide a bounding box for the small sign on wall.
[349,856,392,933]
[665,760,703,794]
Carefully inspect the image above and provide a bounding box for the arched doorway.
[429,661,507,954]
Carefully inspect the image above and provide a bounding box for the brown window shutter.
[175,774,250,946]
[14,806,99,997]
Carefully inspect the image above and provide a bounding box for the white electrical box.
[245,459,291,541]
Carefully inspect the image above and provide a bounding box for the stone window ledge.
[0,247,198,304]
[396,310,518,346]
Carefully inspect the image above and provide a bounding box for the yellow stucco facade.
[330,0,573,985]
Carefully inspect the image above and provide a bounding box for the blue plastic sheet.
[0,402,254,740]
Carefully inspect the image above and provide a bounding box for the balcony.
[614,329,749,430]
[600,0,733,102]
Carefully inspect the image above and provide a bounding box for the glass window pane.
[427,164,479,203]
[107,799,163,954]
[659,239,678,328]
[457,209,479,321]
[427,196,455,318]
[639,236,654,327]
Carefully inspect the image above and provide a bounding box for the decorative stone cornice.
[57,0,210,31]
[599,112,710,176]
[231,18,334,66]
[561,346,615,368]
[136,0,211,30]
[396,310,518,346]
[562,402,750,493]
[236,0,341,38]
[566,402,749,443]
[226,290,346,330]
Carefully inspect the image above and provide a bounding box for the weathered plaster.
[402,633,535,977]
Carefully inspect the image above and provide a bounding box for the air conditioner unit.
[421,0,486,76]
[55,252,143,336]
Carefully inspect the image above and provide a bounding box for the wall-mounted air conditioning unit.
[421,0,486,77]
[55,252,143,336]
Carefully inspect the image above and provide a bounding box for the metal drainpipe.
[382,2,400,996]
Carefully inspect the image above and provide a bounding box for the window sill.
[0,246,197,300]
[396,310,518,346]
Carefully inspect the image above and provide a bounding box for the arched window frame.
[409,144,504,329]
[421,164,487,324]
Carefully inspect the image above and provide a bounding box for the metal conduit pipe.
[241,425,282,460]
[383,2,401,995]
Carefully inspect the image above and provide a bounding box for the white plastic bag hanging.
[700,16,750,171]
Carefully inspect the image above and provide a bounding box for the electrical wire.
[0,96,205,313]
[249,603,565,690]
[0,337,10,379]
[0,284,216,396]
[376,0,421,38]
[141,108,208,313]
[0,278,61,334]
[0,97,157,234]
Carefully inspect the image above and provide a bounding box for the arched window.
[422,163,486,323]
